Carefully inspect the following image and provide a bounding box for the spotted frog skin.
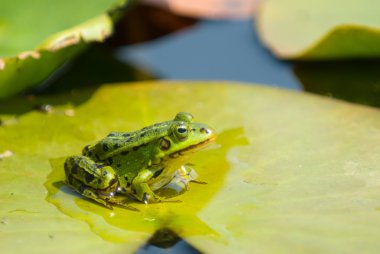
[64,112,216,209]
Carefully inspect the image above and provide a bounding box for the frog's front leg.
[132,169,164,204]
[64,156,119,208]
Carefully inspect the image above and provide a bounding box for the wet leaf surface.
[1,82,380,253]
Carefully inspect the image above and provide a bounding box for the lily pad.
[0,0,127,100]
[1,81,380,253]
[257,0,380,59]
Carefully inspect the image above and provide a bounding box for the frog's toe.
[190,180,208,185]
[143,192,160,204]
[114,201,139,211]
[163,199,182,203]
[91,195,114,210]
[124,204,140,212]
[103,202,114,210]
[152,192,182,203]
[143,193,149,204]
[103,194,139,211]
[93,196,114,210]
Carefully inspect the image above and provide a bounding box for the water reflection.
[136,228,201,254]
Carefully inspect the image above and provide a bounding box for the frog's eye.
[173,124,189,140]
[178,126,187,134]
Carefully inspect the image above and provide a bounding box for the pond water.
[117,20,380,109]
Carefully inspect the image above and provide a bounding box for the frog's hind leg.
[67,176,139,211]
[64,155,119,208]
[66,176,114,209]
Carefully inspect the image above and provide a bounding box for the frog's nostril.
[200,127,213,135]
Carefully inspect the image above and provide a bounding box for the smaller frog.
[64,112,216,209]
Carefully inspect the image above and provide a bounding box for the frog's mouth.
[170,136,217,158]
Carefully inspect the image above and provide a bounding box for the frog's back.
[84,121,172,161]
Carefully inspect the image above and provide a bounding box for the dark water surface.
[117,20,300,90]
[117,20,380,109]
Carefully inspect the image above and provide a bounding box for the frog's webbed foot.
[154,165,206,199]
[83,189,113,209]
[173,165,207,190]
[190,179,208,185]
[104,195,140,211]
[68,177,139,211]
[81,190,139,211]
[141,191,182,204]
[141,192,182,204]
[184,164,208,184]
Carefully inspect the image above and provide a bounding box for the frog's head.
[158,113,217,158]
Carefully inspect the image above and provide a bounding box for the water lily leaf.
[257,0,380,59]
[0,0,127,100]
[1,82,380,253]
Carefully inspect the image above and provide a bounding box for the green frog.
[64,112,216,210]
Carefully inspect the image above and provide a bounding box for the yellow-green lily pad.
[257,0,380,59]
[0,0,127,100]
[1,81,380,253]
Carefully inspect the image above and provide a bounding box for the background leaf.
[257,0,380,59]
[0,0,127,99]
